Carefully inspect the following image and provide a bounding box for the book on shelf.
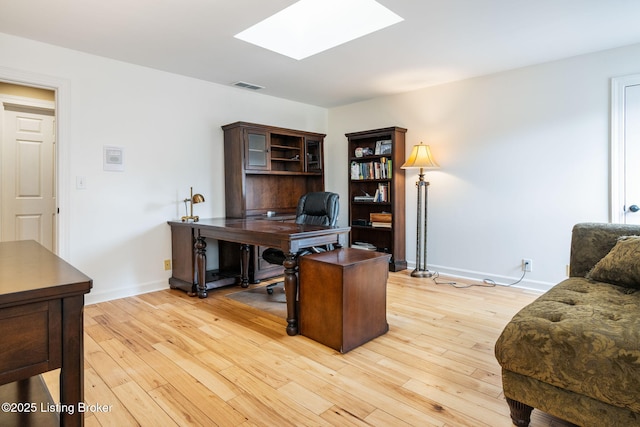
[371,222,392,228]
[351,241,377,251]
[354,191,375,202]
[369,183,389,202]
[354,196,375,202]
[370,212,392,222]
[350,158,392,180]
[370,211,392,228]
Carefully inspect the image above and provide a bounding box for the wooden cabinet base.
[298,249,390,353]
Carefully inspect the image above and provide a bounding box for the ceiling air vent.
[233,81,265,91]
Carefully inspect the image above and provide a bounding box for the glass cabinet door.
[245,129,269,170]
[305,139,323,173]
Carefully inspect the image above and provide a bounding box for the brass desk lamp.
[181,187,205,222]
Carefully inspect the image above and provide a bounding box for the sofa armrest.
[570,222,640,277]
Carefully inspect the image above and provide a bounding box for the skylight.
[234,0,404,60]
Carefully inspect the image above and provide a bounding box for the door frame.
[610,74,640,224]
[0,66,70,258]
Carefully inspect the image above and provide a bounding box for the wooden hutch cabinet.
[346,127,407,271]
[221,121,325,281]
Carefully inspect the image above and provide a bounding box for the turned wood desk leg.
[60,294,85,427]
[194,232,208,298]
[284,253,298,336]
[240,244,250,288]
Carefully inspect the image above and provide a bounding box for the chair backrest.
[295,192,339,226]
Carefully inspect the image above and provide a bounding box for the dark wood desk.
[168,218,350,335]
[0,241,92,427]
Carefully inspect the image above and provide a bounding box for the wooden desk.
[168,218,350,335]
[0,241,92,427]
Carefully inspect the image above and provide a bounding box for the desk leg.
[284,252,298,336]
[240,244,250,288]
[195,233,208,298]
[60,294,85,427]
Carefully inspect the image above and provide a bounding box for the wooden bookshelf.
[346,126,407,271]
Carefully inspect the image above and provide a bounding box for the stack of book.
[351,241,377,251]
[370,212,392,228]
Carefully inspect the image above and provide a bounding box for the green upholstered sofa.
[495,223,640,427]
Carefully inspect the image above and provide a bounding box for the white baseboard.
[85,280,168,306]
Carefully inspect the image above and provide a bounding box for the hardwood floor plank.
[146,383,217,426]
[142,348,248,426]
[152,342,240,402]
[277,381,334,415]
[221,365,332,426]
[98,338,168,392]
[319,405,376,427]
[110,381,179,426]
[83,367,138,426]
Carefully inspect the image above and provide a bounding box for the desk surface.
[0,241,92,306]
[168,217,350,252]
[169,217,348,234]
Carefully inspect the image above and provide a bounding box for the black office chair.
[262,191,339,294]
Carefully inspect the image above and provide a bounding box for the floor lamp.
[401,143,439,277]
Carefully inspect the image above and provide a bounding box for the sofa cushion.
[495,277,640,413]
[587,236,640,289]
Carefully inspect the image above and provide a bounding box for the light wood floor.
[46,271,576,426]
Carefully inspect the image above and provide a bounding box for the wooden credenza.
[0,240,92,427]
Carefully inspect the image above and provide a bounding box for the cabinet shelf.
[351,225,392,231]
[350,178,391,183]
[352,201,391,206]
[272,144,301,150]
[247,170,321,176]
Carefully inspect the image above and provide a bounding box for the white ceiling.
[2,0,640,107]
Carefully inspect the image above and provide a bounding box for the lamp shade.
[401,143,439,170]
[192,193,205,204]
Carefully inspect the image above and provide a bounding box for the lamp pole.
[412,169,432,277]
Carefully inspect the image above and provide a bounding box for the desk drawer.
[0,300,62,385]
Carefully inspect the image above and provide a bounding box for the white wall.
[328,43,640,292]
[0,33,328,304]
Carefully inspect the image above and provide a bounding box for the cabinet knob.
[629,204,640,213]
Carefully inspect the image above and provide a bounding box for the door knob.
[629,205,640,212]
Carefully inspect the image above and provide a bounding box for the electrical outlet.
[522,258,532,272]
[164,259,172,271]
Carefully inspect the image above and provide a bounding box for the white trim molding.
[611,73,640,224]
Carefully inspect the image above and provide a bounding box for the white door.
[624,84,640,224]
[1,102,57,250]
